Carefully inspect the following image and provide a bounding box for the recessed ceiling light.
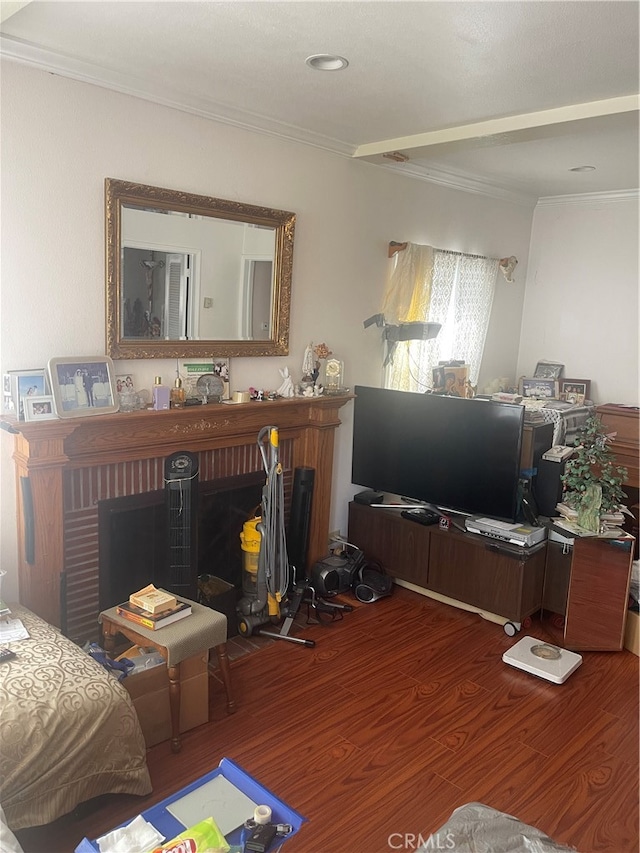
[305,54,349,71]
[569,165,596,172]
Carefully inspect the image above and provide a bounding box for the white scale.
[503,636,582,684]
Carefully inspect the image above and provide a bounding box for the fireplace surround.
[3,394,351,640]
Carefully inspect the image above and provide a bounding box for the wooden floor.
[16,586,639,853]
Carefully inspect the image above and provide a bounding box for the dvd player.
[464,517,547,548]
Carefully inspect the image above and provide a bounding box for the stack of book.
[117,584,192,630]
[552,502,627,538]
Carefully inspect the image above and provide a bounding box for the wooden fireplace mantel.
[3,394,352,628]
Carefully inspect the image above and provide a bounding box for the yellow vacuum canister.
[240,516,261,597]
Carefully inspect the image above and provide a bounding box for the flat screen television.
[351,386,525,522]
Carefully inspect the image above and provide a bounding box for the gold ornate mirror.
[105,178,295,359]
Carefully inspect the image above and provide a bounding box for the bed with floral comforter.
[0,604,151,831]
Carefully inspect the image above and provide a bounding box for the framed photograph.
[182,358,230,400]
[24,395,57,421]
[3,373,15,415]
[48,356,119,418]
[115,374,135,393]
[520,377,559,400]
[5,369,49,420]
[212,359,230,400]
[533,360,564,380]
[559,378,591,405]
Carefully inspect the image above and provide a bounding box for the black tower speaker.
[287,466,315,578]
[535,458,567,517]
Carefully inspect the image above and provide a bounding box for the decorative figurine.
[276,367,295,398]
[302,342,316,382]
[499,256,518,283]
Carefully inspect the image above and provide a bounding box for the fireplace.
[63,444,290,643]
[4,395,351,635]
[97,470,270,641]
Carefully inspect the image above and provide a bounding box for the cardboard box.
[123,652,209,747]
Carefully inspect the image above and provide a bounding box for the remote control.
[401,508,440,525]
[0,648,16,663]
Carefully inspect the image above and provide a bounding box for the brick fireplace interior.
[96,470,269,636]
[63,444,292,643]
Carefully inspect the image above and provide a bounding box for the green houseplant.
[560,415,628,532]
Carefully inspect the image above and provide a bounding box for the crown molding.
[0,36,354,157]
[536,189,640,207]
[3,35,630,208]
[368,160,538,207]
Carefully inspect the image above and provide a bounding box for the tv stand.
[348,502,546,626]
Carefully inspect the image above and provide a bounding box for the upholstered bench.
[100,597,236,753]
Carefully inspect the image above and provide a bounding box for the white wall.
[0,60,537,601]
[518,195,639,405]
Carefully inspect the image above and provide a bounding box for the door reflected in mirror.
[106,179,295,359]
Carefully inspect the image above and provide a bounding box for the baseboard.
[393,578,506,627]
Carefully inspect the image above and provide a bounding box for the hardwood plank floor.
[16,586,639,853]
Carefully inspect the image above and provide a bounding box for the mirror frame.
[105,178,295,359]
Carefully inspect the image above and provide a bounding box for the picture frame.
[24,395,57,422]
[4,369,50,420]
[519,377,559,400]
[533,360,564,380]
[212,359,230,400]
[48,356,119,418]
[559,378,591,405]
[115,374,135,393]
[3,373,15,415]
[181,358,230,400]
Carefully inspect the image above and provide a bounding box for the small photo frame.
[24,395,57,421]
[48,356,119,418]
[520,377,559,400]
[115,374,135,393]
[182,358,230,399]
[212,359,230,400]
[559,378,591,406]
[3,373,15,415]
[5,369,50,420]
[533,361,564,380]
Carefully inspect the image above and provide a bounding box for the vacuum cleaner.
[236,425,351,647]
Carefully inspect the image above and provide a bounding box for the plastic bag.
[127,651,165,675]
[147,817,230,853]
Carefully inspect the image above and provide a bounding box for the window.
[385,248,498,392]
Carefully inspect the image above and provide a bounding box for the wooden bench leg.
[214,643,237,714]
[167,663,182,753]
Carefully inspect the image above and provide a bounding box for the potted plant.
[560,415,628,532]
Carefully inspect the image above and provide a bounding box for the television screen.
[351,386,524,522]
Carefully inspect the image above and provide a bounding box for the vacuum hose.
[252,426,290,613]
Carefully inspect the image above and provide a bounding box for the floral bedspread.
[0,604,151,831]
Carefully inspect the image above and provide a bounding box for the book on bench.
[129,584,177,614]
[116,600,191,630]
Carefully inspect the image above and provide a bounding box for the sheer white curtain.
[385,244,499,392]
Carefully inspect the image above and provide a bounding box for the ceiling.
[1,1,639,202]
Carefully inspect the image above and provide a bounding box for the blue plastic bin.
[75,757,306,852]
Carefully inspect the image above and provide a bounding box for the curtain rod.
[388,241,497,262]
